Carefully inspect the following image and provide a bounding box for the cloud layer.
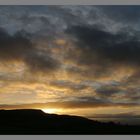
[0,6,140,119]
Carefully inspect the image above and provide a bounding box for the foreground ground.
[0,109,139,135]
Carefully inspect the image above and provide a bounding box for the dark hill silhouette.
[0,109,139,135]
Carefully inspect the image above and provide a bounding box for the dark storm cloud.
[64,21,140,104]
[99,6,140,23]
[66,25,140,65]
[0,28,59,72]
[65,25,140,77]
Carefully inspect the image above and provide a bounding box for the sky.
[0,5,140,122]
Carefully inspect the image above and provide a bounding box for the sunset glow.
[42,108,63,114]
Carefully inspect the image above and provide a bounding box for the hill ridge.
[0,109,139,134]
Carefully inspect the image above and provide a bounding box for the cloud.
[0,100,138,110]
[0,28,60,73]
[66,25,140,65]
[74,96,108,103]
[50,80,88,91]
[99,6,140,24]
[88,112,140,118]
[0,6,140,115]
[95,85,122,98]
[65,25,140,80]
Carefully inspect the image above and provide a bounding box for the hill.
[0,109,139,135]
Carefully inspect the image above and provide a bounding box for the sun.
[41,108,62,114]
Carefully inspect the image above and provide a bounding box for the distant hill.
[0,109,139,135]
